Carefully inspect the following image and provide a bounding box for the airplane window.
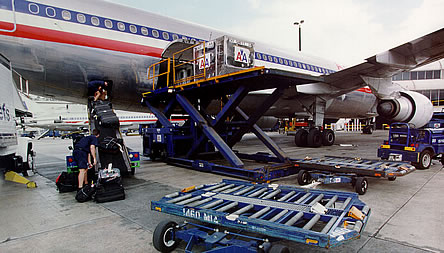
[418,71,425,80]
[284,59,288,65]
[77,14,86,24]
[91,17,100,26]
[162,32,169,40]
[434,70,441,79]
[129,25,137,33]
[172,34,179,40]
[268,55,272,62]
[279,58,283,64]
[182,36,188,40]
[28,3,39,14]
[46,7,56,17]
[273,57,278,63]
[105,19,113,28]
[62,10,71,20]
[141,27,148,35]
[426,70,433,79]
[117,22,125,31]
[256,53,262,60]
[152,30,159,38]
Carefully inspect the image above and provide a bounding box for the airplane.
[0,0,443,148]
[18,94,182,134]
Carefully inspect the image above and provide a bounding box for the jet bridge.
[140,36,322,181]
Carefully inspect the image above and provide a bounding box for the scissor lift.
[140,36,415,194]
[151,179,370,252]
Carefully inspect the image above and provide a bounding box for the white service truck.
[0,53,35,175]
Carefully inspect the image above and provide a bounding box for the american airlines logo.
[0,103,12,122]
[234,46,250,64]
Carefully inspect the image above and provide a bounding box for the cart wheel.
[413,150,433,170]
[388,176,396,181]
[269,244,290,253]
[153,220,179,252]
[297,170,311,185]
[355,177,368,195]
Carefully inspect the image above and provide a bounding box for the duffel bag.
[75,184,96,202]
[56,171,78,193]
[99,137,123,153]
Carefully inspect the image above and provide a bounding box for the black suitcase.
[95,183,125,203]
[75,184,96,202]
[56,172,78,193]
[92,104,112,115]
[98,114,119,128]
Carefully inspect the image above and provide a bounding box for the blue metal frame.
[152,179,371,250]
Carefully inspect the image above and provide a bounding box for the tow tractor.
[378,122,444,169]
[0,54,36,187]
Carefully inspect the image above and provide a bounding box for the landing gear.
[295,128,335,148]
[307,129,322,148]
[322,129,335,146]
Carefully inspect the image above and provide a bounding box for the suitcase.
[92,104,112,115]
[97,113,119,128]
[56,172,78,193]
[95,183,125,203]
[75,184,96,202]
[98,167,121,184]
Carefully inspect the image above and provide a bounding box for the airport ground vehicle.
[151,179,370,252]
[0,54,35,179]
[378,122,444,169]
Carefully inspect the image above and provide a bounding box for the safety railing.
[172,41,206,87]
[147,58,170,90]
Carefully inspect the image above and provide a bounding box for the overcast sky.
[105,0,444,67]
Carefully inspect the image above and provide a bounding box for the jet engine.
[376,91,433,128]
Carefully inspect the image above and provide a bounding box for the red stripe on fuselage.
[0,22,163,57]
[356,87,372,94]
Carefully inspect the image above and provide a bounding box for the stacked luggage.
[94,166,125,203]
[91,101,119,129]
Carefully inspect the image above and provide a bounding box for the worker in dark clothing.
[73,129,100,189]
[88,80,109,101]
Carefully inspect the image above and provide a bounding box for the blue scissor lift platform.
[151,179,370,252]
[140,38,415,195]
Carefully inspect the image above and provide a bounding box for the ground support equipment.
[292,156,416,194]
[151,179,370,252]
[141,67,321,180]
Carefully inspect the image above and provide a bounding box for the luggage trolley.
[151,179,370,252]
[292,156,416,194]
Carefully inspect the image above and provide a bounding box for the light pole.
[294,20,304,51]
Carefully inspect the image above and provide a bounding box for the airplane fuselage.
[0,0,375,119]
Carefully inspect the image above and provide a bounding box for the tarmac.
[0,130,443,252]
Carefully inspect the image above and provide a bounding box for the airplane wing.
[322,28,444,94]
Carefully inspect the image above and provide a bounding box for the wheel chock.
[4,171,37,188]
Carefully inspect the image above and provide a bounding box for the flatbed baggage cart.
[292,156,416,194]
[151,179,370,252]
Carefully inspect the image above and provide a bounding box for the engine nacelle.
[376,90,433,128]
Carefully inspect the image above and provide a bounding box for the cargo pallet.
[151,179,370,252]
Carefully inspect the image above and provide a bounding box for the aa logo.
[234,46,250,64]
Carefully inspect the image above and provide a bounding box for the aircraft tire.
[294,129,308,147]
[322,129,335,146]
[307,129,322,148]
